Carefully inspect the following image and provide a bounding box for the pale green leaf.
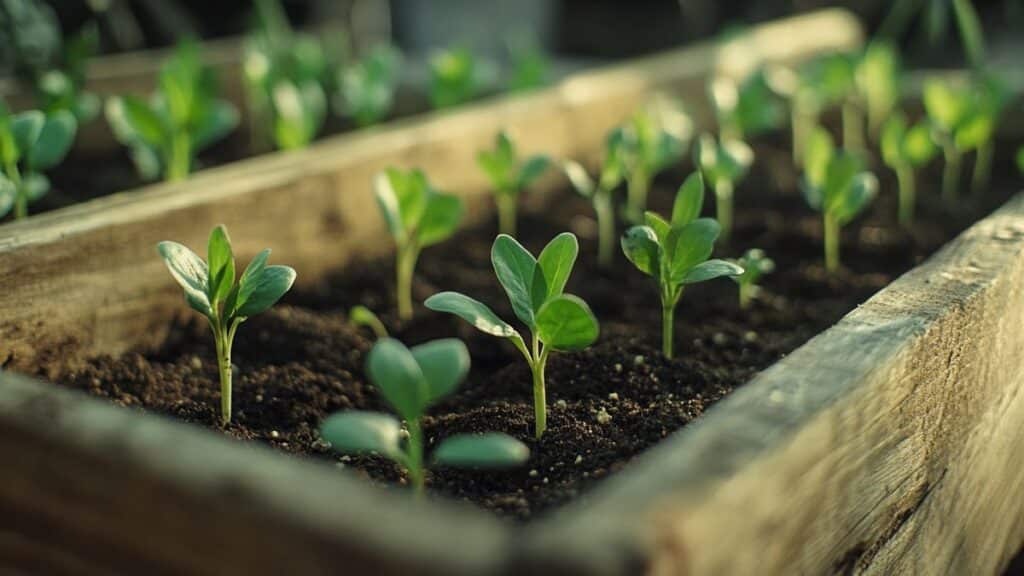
[424,291,519,338]
[321,412,403,460]
[366,338,428,422]
[491,234,539,328]
[536,294,599,351]
[411,338,470,404]
[433,433,530,468]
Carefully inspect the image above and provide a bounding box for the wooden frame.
[4,9,1020,574]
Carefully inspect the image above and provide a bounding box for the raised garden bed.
[1,9,1023,575]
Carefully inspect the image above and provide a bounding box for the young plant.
[801,128,878,272]
[476,130,550,235]
[621,173,743,358]
[0,100,76,220]
[708,70,785,143]
[619,101,690,223]
[563,129,628,268]
[320,337,529,494]
[694,132,753,243]
[34,24,101,123]
[507,38,549,92]
[429,47,490,109]
[375,168,464,321]
[336,45,402,128]
[349,305,388,339]
[731,249,774,310]
[855,41,901,139]
[881,111,938,226]
[106,42,239,181]
[425,233,599,439]
[157,225,296,424]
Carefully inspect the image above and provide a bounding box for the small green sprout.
[855,41,901,139]
[375,168,464,321]
[708,70,785,142]
[731,249,774,310]
[320,337,529,494]
[563,129,628,268]
[429,47,490,109]
[336,45,402,128]
[507,38,549,92]
[349,305,388,339]
[106,42,239,182]
[694,132,753,243]
[619,99,690,223]
[881,111,938,226]
[426,233,599,439]
[0,100,76,220]
[802,128,878,272]
[477,130,550,236]
[158,225,296,424]
[621,173,742,358]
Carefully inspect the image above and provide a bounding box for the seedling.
[320,338,529,494]
[563,129,628,268]
[375,168,464,321]
[429,47,491,109]
[694,132,753,243]
[425,233,599,439]
[34,24,101,123]
[855,41,901,138]
[106,42,239,181]
[731,249,774,309]
[881,111,938,225]
[157,225,296,424]
[708,70,785,142]
[507,38,549,92]
[621,173,742,358]
[620,100,690,223]
[476,130,550,235]
[0,100,76,220]
[349,305,388,339]
[336,45,402,128]
[802,127,878,272]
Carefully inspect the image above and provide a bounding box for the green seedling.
[158,225,296,424]
[477,130,550,236]
[709,70,785,142]
[620,99,690,223]
[425,233,599,439]
[336,45,402,128]
[429,47,491,109]
[320,338,529,494]
[375,167,464,321]
[881,111,938,226]
[621,173,742,358]
[878,0,986,70]
[802,128,878,272]
[106,42,239,181]
[563,129,628,268]
[507,38,549,92]
[34,23,100,123]
[694,132,753,243]
[0,100,76,219]
[349,305,388,339]
[731,249,774,310]
[855,41,901,138]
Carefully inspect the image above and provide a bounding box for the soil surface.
[56,135,1020,521]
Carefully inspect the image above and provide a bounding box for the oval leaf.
[433,433,530,468]
[207,225,235,303]
[418,192,464,247]
[11,111,45,160]
[536,232,578,302]
[157,241,212,318]
[321,412,403,461]
[27,111,77,170]
[683,259,744,284]
[671,172,704,226]
[411,338,470,404]
[666,218,719,281]
[366,338,428,422]
[234,265,296,318]
[424,291,519,338]
[518,155,551,189]
[491,234,539,328]
[536,294,599,351]
[621,226,661,278]
[563,160,595,198]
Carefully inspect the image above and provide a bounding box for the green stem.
[212,318,237,425]
[395,244,418,321]
[6,160,26,220]
[496,192,517,236]
[530,335,549,440]
[942,146,962,204]
[824,213,840,273]
[739,283,752,310]
[406,418,425,494]
[971,140,993,196]
[842,101,864,154]
[594,189,615,269]
[715,180,734,243]
[166,130,191,182]
[896,165,915,227]
[661,301,676,359]
[625,171,649,224]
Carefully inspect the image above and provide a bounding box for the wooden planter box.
[3,9,1021,574]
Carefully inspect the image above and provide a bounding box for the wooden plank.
[529,194,1024,575]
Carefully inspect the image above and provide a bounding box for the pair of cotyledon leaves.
[476,131,551,195]
[374,167,464,248]
[321,338,528,468]
[425,232,599,353]
[801,129,877,226]
[0,102,78,215]
[620,173,743,289]
[158,225,296,324]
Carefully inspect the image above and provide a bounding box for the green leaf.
[23,173,50,201]
[833,173,878,225]
[193,100,239,151]
[157,241,213,318]
[410,338,470,404]
[621,225,661,278]
[824,152,863,208]
[117,96,167,147]
[418,193,464,247]
[226,249,267,316]
[904,123,937,166]
[923,80,968,132]
[682,259,744,284]
[643,212,671,244]
[563,160,595,198]
[11,112,45,160]
[666,218,720,282]
[491,234,540,328]
[373,168,429,242]
[0,174,15,217]
[671,172,704,226]
[424,291,520,339]
[207,225,235,303]
[433,433,530,468]
[803,127,835,188]
[536,232,578,302]
[536,294,599,351]
[321,412,403,460]
[954,112,993,151]
[518,155,551,189]
[233,265,296,318]
[366,338,428,422]
[952,0,986,69]
[880,112,907,168]
[26,111,77,170]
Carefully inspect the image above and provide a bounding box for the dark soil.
[55,135,1020,521]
